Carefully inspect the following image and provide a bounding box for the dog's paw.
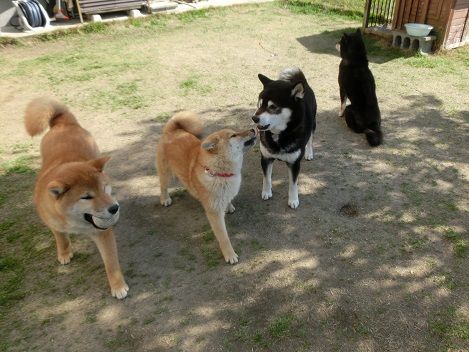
[262,189,272,200]
[304,151,314,160]
[160,197,172,207]
[338,111,344,117]
[225,252,239,265]
[58,252,73,265]
[111,282,129,300]
[288,199,300,209]
[226,203,236,214]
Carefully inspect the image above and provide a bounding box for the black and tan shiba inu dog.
[337,29,383,147]
[252,67,317,209]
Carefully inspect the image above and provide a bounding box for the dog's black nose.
[252,116,260,123]
[108,204,119,214]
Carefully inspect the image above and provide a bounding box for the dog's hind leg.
[205,209,238,264]
[344,107,364,133]
[305,133,314,160]
[261,156,274,200]
[339,87,347,117]
[52,230,73,264]
[287,160,301,209]
[156,150,172,206]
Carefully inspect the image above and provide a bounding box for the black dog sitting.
[337,29,383,147]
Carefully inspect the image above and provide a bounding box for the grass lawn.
[0,2,468,351]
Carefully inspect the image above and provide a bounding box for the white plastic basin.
[404,23,433,37]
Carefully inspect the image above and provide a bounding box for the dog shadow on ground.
[98,95,468,350]
[3,96,467,351]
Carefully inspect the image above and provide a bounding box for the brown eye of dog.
[231,134,237,138]
[268,104,278,112]
[81,195,93,200]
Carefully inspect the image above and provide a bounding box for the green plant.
[0,156,35,175]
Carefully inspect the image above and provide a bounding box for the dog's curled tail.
[279,67,307,84]
[163,111,204,137]
[365,128,383,147]
[24,97,77,137]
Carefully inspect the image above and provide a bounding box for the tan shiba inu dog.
[24,97,129,299]
[156,111,256,264]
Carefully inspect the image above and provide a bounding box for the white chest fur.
[260,143,301,164]
[201,174,242,212]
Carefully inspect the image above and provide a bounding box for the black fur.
[255,69,316,158]
[253,68,317,208]
[338,29,383,147]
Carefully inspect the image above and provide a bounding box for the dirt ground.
[0,3,468,352]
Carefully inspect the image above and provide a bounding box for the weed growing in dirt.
[0,156,35,175]
[281,0,363,19]
[91,81,147,111]
[444,229,468,258]
[429,306,469,348]
[176,9,210,23]
[179,75,212,96]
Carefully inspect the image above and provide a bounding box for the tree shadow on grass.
[108,97,467,351]
[1,97,467,351]
[297,27,411,64]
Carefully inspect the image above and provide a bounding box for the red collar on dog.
[203,166,235,178]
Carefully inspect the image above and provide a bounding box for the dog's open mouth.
[84,213,110,231]
[256,124,270,131]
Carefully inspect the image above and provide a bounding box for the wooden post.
[363,0,373,28]
[442,0,458,49]
[75,0,84,23]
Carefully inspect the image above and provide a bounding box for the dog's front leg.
[52,230,73,264]
[287,160,301,209]
[305,134,314,160]
[205,209,238,264]
[225,202,236,214]
[261,156,274,200]
[91,229,129,299]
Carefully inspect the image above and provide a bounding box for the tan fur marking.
[24,97,128,299]
[156,111,255,264]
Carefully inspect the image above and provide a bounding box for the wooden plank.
[78,0,145,15]
[462,0,469,42]
[451,17,468,25]
[455,1,469,9]
[410,0,418,23]
[417,0,431,23]
[363,0,372,28]
[403,0,413,25]
[80,0,144,6]
[76,0,84,23]
[393,0,405,29]
[452,10,469,19]
[443,0,458,49]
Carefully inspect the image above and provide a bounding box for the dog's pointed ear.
[356,28,362,36]
[291,82,304,99]
[258,74,272,86]
[89,156,111,172]
[47,180,69,198]
[201,137,218,151]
